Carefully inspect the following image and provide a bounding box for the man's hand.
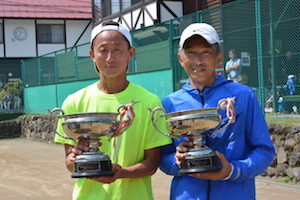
[175,140,193,166]
[189,151,232,181]
[87,164,122,184]
[175,141,232,181]
[64,139,102,172]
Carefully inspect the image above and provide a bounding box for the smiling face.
[89,30,135,79]
[178,36,223,91]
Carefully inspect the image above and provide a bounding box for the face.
[228,51,235,60]
[89,30,135,79]
[178,37,223,90]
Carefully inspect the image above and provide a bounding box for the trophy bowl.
[48,103,135,178]
[149,97,235,175]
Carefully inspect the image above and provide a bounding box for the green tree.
[0,89,5,101]
[3,80,23,101]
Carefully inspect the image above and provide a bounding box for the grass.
[266,119,300,127]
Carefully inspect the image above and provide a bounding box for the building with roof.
[0,0,93,85]
[0,0,230,86]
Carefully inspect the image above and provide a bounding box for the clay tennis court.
[1,139,300,200]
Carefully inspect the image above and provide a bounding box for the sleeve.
[159,97,188,176]
[225,60,230,70]
[227,90,276,182]
[144,95,172,150]
[159,142,178,175]
[237,58,242,67]
[159,137,190,176]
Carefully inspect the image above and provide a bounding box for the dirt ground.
[1,139,300,200]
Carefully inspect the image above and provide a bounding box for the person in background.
[225,49,242,83]
[159,23,275,200]
[54,20,171,200]
[14,95,22,110]
[283,51,298,79]
[3,92,12,110]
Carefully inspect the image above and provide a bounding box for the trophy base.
[179,150,221,175]
[72,153,114,178]
[72,171,114,178]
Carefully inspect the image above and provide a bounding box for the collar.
[182,75,229,92]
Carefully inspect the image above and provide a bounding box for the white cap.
[90,20,132,47]
[179,23,220,48]
[288,75,295,79]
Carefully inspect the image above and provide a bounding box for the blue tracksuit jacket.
[159,75,275,200]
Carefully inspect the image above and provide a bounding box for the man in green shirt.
[55,20,171,200]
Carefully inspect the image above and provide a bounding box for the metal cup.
[149,97,235,175]
[47,103,135,178]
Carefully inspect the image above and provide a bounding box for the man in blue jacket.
[159,23,275,200]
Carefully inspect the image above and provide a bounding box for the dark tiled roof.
[0,0,92,19]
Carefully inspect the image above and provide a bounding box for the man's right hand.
[64,140,93,172]
[175,140,193,166]
[72,139,90,155]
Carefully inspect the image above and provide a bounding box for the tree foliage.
[3,80,23,101]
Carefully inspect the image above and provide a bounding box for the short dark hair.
[229,49,236,55]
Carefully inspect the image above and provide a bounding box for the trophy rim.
[166,107,218,117]
[63,112,118,119]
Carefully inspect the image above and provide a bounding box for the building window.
[101,0,140,18]
[131,0,140,5]
[102,0,112,17]
[37,25,64,43]
[122,0,131,10]
[0,24,3,43]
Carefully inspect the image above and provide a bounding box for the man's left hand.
[87,164,123,184]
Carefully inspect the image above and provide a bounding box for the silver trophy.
[48,103,136,178]
[149,97,235,175]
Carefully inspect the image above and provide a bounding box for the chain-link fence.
[21,0,299,114]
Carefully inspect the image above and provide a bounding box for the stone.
[274,138,284,147]
[275,163,287,176]
[284,138,296,150]
[266,167,276,177]
[286,167,294,178]
[292,167,300,181]
[269,124,289,135]
[277,146,287,164]
[289,144,300,166]
[290,124,300,134]
[295,133,300,143]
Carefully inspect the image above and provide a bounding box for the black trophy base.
[72,154,114,178]
[179,153,221,175]
[72,171,114,178]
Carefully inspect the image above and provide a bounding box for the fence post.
[255,0,265,113]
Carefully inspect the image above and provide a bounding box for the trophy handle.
[46,108,76,142]
[148,107,179,140]
[112,102,137,137]
[211,97,236,135]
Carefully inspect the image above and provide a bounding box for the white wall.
[4,19,36,57]
[114,1,182,30]
[2,19,91,58]
[161,1,183,22]
[37,44,66,56]
[65,20,92,48]
[116,2,157,29]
